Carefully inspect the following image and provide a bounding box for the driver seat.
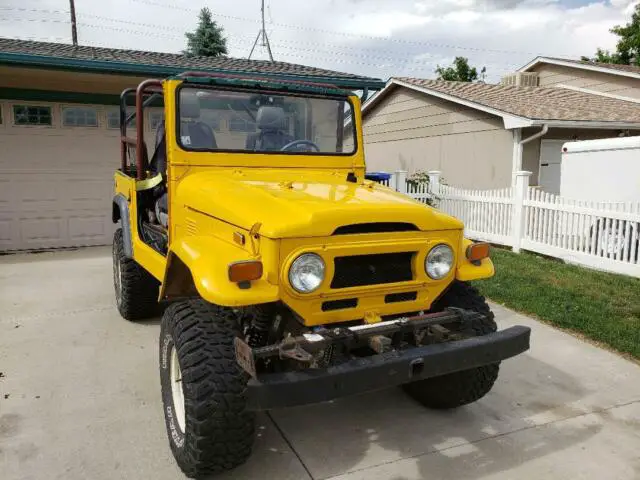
[148,94,217,228]
[245,106,293,151]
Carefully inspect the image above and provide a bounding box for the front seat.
[246,106,293,151]
[179,92,218,149]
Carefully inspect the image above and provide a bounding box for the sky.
[0,0,638,83]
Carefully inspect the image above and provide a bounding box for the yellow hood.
[176,169,463,238]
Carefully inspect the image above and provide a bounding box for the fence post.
[389,172,397,191]
[511,170,531,253]
[395,170,408,194]
[427,170,441,197]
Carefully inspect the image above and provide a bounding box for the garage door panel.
[0,178,14,212]
[20,216,65,244]
[68,213,114,241]
[64,180,113,211]
[0,218,15,246]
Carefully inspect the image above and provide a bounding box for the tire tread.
[161,300,255,478]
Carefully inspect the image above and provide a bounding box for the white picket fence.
[382,170,640,278]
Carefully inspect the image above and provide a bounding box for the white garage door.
[0,101,123,251]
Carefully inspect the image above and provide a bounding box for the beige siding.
[0,66,147,95]
[363,87,513,189]
[532,64,640,99]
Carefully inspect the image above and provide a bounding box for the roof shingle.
[542,57,640,75]
[0,37,383,88]
[394,77,640,124]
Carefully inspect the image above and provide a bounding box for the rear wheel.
[112,228,160,320]
[160,300,255,478]
[403,281,500,409]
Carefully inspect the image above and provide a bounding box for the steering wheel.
[280,139,321,152]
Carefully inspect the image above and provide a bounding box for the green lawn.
[474,248,640,360]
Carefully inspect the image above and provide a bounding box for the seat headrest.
[256,106,286,131]
[180,92,201,119]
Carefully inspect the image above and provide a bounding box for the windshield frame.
[174,83,358,157]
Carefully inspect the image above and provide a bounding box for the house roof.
[362,77,640,129]
[519,56,640,80]
[0,37,385,90]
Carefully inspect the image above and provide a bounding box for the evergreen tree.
[184,8,228,57]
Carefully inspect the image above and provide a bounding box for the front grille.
[322,298,358,311]
[330,252,414,289]
[385,291,417,303]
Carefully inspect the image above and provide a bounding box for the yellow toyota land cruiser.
[112,72,530,478]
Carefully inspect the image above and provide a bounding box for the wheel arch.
[159,251,199,301]
[160,237,279,306]
[112,194,133,258]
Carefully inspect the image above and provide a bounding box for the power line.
[0,4,576,59]
[0,16,525,71]
[126,0,568,58]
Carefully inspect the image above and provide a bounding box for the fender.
[456,238,495,282]
[112,194,133,258]
[160,236,280,307]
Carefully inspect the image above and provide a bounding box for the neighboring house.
[520,56,640,99]
[361,61,640,192]
[0,38,383,252]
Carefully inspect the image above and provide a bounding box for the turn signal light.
[228,261,263,283]
[466,242,490,262]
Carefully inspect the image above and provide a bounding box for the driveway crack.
[266,411,315,480]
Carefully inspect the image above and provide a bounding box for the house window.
[149,111,164,131]
[13,105,52,126]
[108,109,136,130]
[229,118,256,133]
[62,106,98,127]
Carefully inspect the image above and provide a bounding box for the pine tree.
[184,8,228,57]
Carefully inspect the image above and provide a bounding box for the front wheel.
[160,300,255,478]
[403,281,500,409]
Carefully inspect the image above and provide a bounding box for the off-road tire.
[112,228,160,320]
[403,281,500,409]
[160,300,255,478]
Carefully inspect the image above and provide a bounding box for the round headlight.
[425,244,454,279]
[289,253,325,293]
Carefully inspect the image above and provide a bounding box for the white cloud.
[0,0,634,83]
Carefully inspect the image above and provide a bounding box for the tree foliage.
[583,4,640,65]
[184,7,228,57]
[435,56,486,82]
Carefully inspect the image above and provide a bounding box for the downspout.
[512,124,548,185]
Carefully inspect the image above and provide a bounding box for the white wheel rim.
[114,257,122,305]
[170,346,186,433]
[600,229,622,255]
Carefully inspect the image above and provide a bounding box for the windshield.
[177,87,356,155]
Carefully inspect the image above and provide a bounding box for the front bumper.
[246,324,530,410]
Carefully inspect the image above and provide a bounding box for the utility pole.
[248,0,273,61]
[69,0,78,46]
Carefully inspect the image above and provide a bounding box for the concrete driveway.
[1,247,639,480]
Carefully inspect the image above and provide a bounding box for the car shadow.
[262,352,602,480]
